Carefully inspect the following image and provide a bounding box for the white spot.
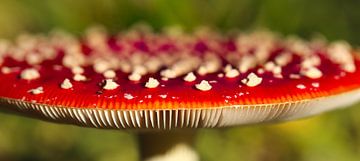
[301,56,321,69]
[225,69,240,78]
[61,78,73,89]
[73,74,87,81]
[342,63,356,73]
[26,53,42,65]
[241,72,263,87]
[217,73,224,78]
[224,64,233,73]
[145,77,160,88]
[133,65,147,75]
[264,61,282,77]
[144,57,162,73]
[195,80,212,91]
[197,53,221,75]
[272,66,282,75]
[209,80,217,83]
[62,53,85,68]
[119,61,131,73]
[183,72,196,82]
[159,94,167,98]
[197,66,207,76]
[124,93,134,100]
[275,52,292,66]
[274,74,283,79]
[238,55,257,73]
[312,82,320,88]
[28,86,44,95]
[301,67,323,79]
[145,94,152,99]
[289,74,301,79]
[71,66,84,74]
[327,41,356,73]
[20,68,40,80]
[93,60,110,73]
[1,67,12,74]
[128,73,142,81]
[257,68,265,74]
[103,79,119,90]
[264,61,276,71]
[103,70,116,79]
[159,54,201,79]
[296,84,306,89]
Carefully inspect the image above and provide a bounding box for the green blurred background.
[1,0,360,161]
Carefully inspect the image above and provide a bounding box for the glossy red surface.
[0,36,360,110]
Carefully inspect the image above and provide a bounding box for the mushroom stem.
[138,130,199,161]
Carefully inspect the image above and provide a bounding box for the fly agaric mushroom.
[1,27,360,161]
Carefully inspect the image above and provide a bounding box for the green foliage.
[0,0,359,44]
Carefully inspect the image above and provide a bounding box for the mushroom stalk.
[138,130,199,161]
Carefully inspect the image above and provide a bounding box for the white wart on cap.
[195,80,212,91]
[145,77,160,88]
[103,79,119,90]
[241,73,263,87]
[20,68,40,80]
[61,79,73,89]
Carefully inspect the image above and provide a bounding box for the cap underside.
[1,88,360,130]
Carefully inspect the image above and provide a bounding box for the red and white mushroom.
[1,27,360,160]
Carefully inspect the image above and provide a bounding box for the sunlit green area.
[1,0,360,161]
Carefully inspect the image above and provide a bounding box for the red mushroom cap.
[0,28,360,129]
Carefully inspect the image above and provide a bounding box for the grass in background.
[0,0,359,43]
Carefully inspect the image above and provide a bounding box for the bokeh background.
[1,0,360,161]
